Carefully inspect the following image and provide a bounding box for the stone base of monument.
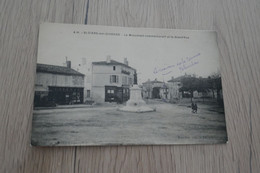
[118,85,155,113]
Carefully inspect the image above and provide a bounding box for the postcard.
[31,23,228,146]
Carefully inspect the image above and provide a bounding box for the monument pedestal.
[119,85,155,113]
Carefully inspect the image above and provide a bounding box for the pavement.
[33,102,119,110]
[31,99,228,146]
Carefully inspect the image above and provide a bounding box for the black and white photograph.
[31,23,228,146]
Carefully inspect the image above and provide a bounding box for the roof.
[36,63,84,76]
[167,75,194,82]
[143,79,164,84]
[167,77,182,82]
[92,60,136,70]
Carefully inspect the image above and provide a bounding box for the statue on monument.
[134,71,137,85]
[119,71,155,113]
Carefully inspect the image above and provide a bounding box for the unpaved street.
[31,100,227,146]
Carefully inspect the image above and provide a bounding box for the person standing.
[194,103,198,113]
[191,102,195,113]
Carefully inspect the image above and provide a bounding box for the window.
[87,90,90,98]
[122,76,127,85]
[113,66,116,71]
[110,75,119,83]
[107,89,114,94]
[128,77,133,85]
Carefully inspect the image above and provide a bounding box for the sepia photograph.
[31,23,228,146]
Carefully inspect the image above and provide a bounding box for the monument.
[119,72,155,113]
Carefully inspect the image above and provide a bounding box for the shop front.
[48,86,84,105]
[105,86,130,103]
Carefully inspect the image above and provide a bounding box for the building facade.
[72,57,93,103]
[91,57,136,103]
[167,77,183,102]
[34,63,85,107]
[142,79,169,99]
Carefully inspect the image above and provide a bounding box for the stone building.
[142,79,168,99]
[160,83,169,100]
[91,56,136,103]
[34,62,85,107]
[167,77,183,102]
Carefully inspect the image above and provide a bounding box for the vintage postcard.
[31,23,228,146]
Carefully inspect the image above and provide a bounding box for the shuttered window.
[110,75,119,83]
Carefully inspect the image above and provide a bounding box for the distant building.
[167,77,183,101]
[142,79,168,99]
[91,56,136,103]
[34,62,85,107]
[160,83,169,100]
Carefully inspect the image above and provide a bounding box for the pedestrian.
[191,102,195,113]
[194,103,198,113]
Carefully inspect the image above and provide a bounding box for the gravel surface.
[31,100,228,146]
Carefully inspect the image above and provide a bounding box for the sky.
[37,23,221,84]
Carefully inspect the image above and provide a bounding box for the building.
[142,79,167,99]
[160,83,169,100]
[91,56,136,103]
[70,57,93,103]
[167,77,183,101]
[34,62,85,107]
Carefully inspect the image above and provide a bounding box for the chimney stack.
[123,57,128,66]
[106,55,111,63]
[66,61,71,68]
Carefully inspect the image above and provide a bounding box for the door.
[105,86,117,102]
[152,87,161,99]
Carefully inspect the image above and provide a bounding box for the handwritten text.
[153,53,201,75]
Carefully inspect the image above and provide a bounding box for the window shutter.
[110,75,112,83]
[116,76,118,83]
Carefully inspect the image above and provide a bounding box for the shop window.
[107,89,114,94]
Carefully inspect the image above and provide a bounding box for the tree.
[178,73,223,105]
[197,77,210,102]
[207,72,223,106]
[179,75,200,102]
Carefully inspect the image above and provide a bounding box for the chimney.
[106,55,111,63]
[123,57,128,66]
[66,61,71,68]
